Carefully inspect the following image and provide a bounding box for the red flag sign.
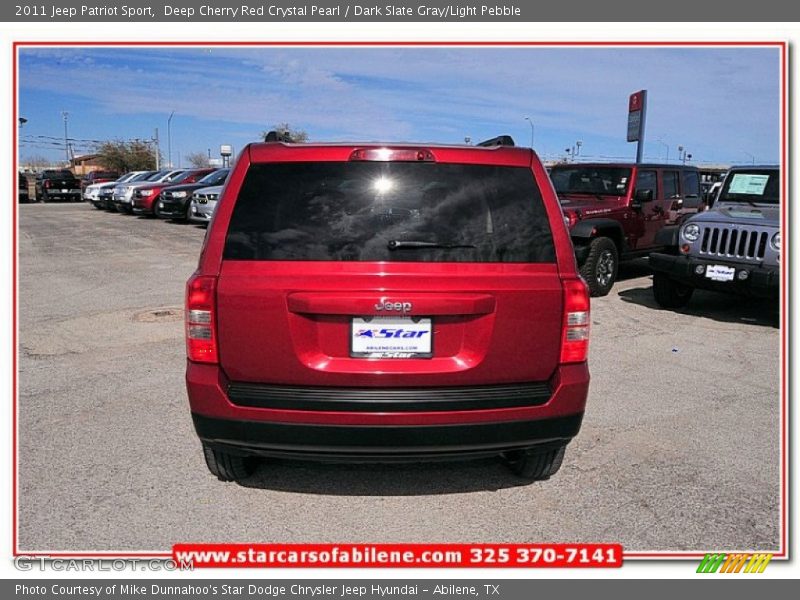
[629,90,644,112]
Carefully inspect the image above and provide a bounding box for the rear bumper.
[42,190,80,200]
[187,362,589,459]
[193,412,583,460]
[649,252,779,298]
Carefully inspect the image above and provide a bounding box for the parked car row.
[549,161,780,308]
[144,168,229,219]
[84,167,230,223]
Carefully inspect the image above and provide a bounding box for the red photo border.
[12,40,789,562]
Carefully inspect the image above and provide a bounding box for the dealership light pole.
[153,128,160,170]
[743,151,755,165]
[61,111,70,163]
[167,110,175,168]
[524,116,535,148]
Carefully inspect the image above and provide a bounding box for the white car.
[84,171,149,205]
[188,185,223,224]
[112,169,183,213]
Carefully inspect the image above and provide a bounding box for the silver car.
[188,185,223,224]
[113,169,183,213]
[84,171,148,204]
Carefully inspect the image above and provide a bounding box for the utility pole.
[61,111,70,164]
[167,110,175,168]
[154,128,160,170]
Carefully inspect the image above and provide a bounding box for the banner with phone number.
[172,543,622,568]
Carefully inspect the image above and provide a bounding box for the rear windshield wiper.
[387,240,476,250]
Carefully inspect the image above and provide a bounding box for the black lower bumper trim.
[650,252,779,298]
[192,413,583,460]
[227,381,552,412]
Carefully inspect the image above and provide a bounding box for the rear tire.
[504,445,567,481]
[652,271,694,308]
[202,444,257,482]
[579,237,618,297]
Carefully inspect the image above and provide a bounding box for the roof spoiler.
[264,130,294,143]
[476,135,515,147]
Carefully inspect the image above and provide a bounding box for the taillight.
[560,278,590,364]
[563,211,579,229]
[186,273,218,364]
[43,180,51,189]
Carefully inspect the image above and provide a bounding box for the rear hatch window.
[224,162,555,263]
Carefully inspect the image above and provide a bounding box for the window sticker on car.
[728,174,770,195]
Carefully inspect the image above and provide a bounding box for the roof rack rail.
[476,135,515,148]
[264,130,294,143]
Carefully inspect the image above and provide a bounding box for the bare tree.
[261,123,309,143]
[185,151,211,168]
[20,154,52,171]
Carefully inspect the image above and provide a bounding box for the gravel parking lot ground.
[18,204,781,553]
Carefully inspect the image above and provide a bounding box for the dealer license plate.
[705,265,736,282]
[351,316,433,358]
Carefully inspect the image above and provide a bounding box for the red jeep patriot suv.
[185,134,590,482]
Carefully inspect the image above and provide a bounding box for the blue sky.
[18,46,780,166]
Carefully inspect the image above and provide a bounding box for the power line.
[20,134,108,143]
